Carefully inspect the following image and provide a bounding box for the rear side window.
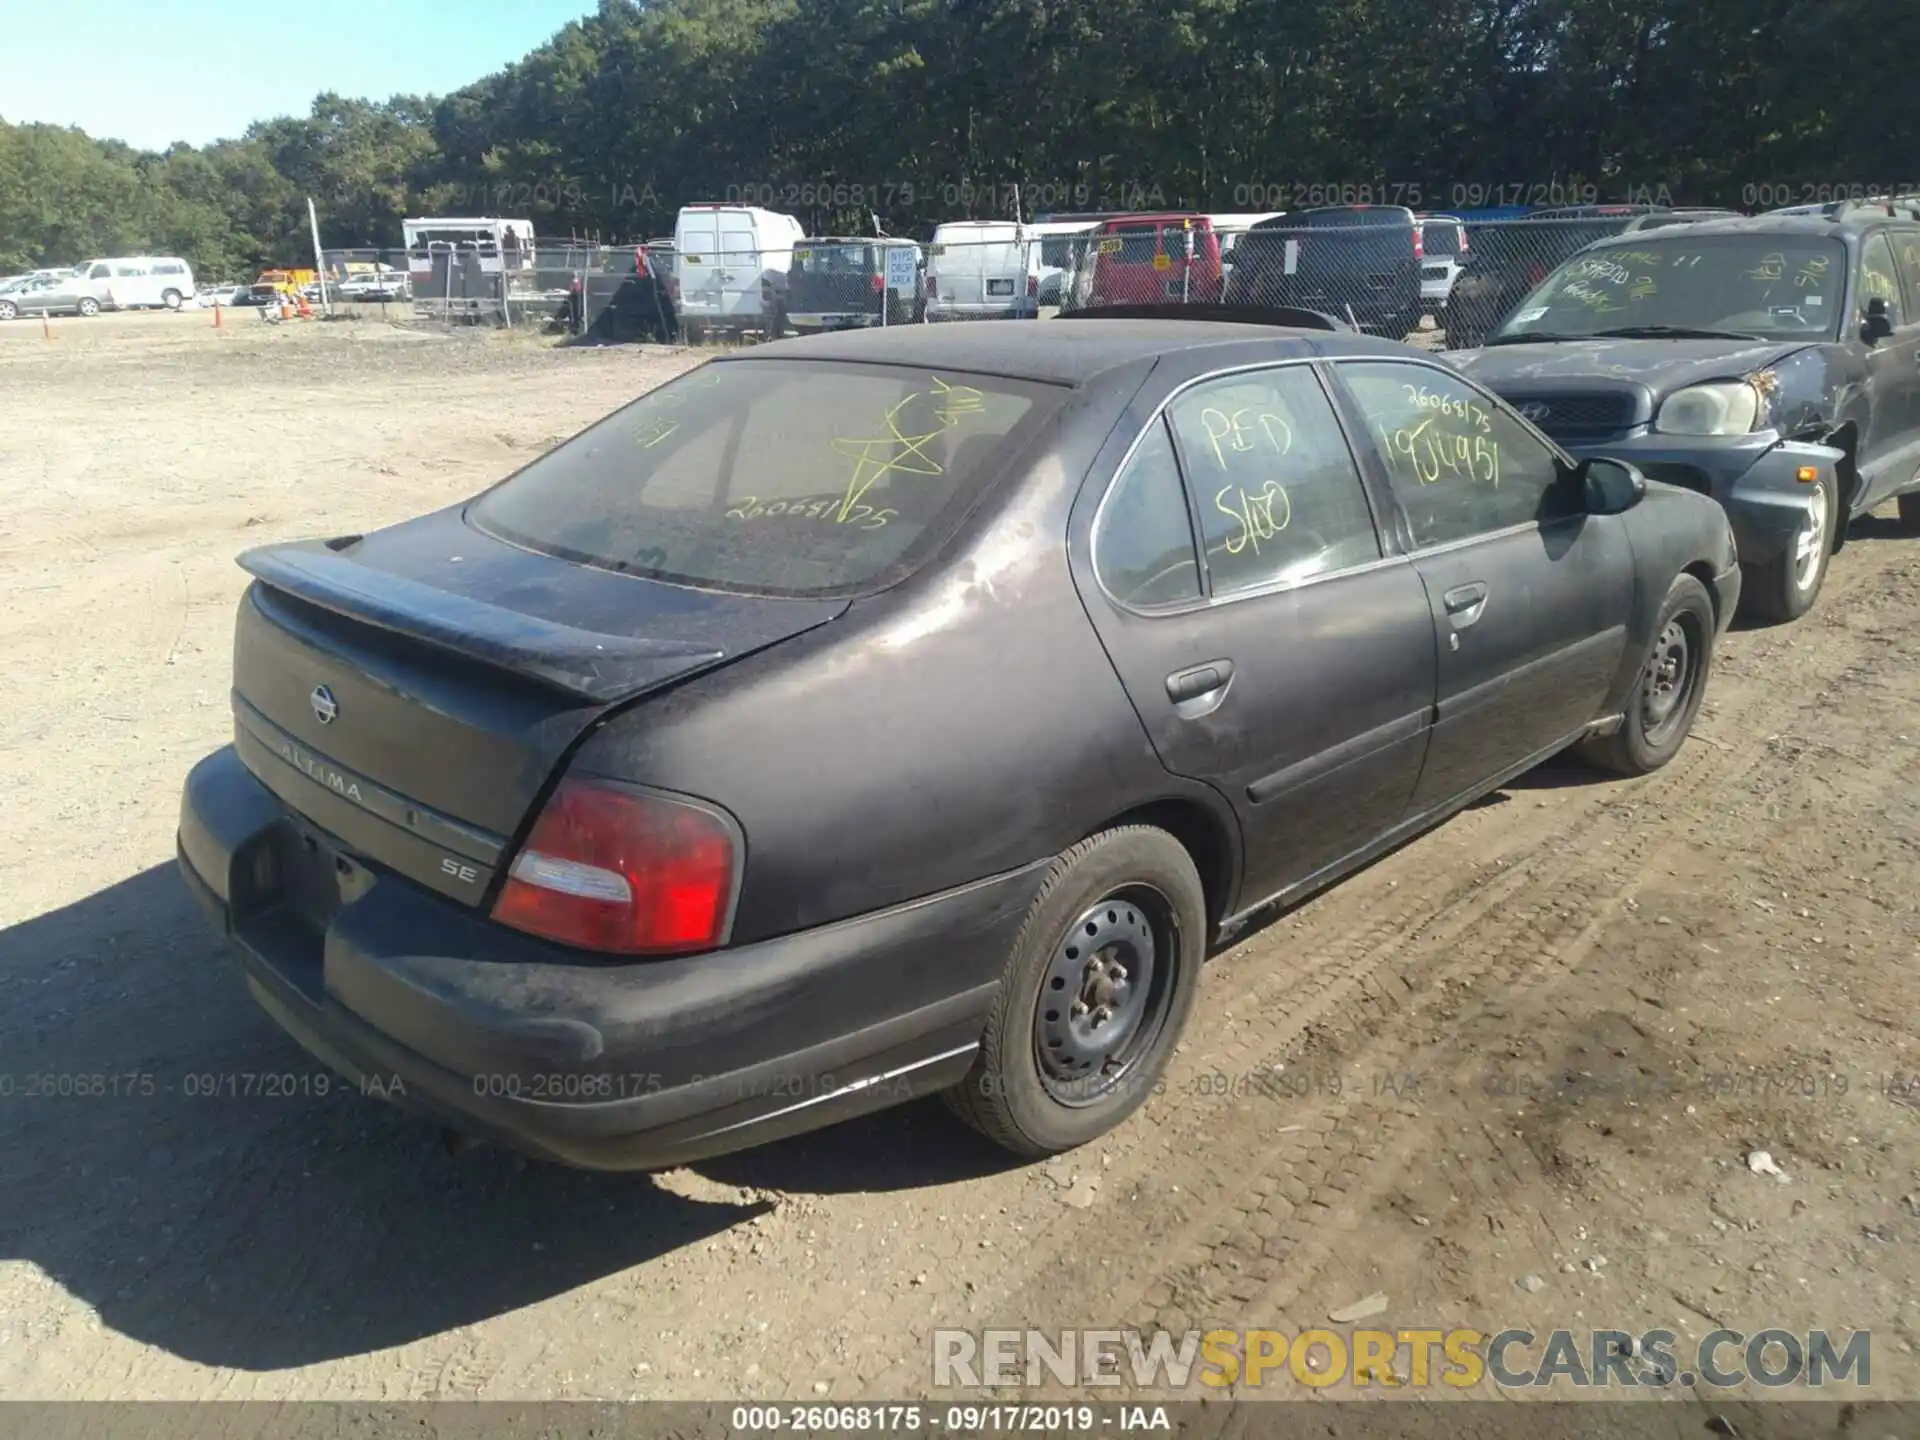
[1167,365,1382,594]
[1094,420,1201,607]
[469,360,1063,598]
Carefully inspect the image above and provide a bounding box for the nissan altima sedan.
[178,315,1740,1171]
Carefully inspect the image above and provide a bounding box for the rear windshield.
[1421,223,1462,256]
[793,243,876,275]
[468,360,1063,598]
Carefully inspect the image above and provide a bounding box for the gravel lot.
[2,308,1918,1411]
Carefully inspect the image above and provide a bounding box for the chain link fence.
[297,206,1773,347]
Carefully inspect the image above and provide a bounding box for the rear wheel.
[0,300,16,321]
[1741,469,1835,622]
[682,321,705,346]
[76,297,100,318]
[1579,574,1715,776]
[944,826,1204,1158]
[1897,490,1920,537]
[161,289,183,310]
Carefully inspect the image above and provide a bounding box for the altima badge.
[310,684,339,725]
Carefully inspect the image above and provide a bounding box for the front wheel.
[1740,470,1836,622]
[944,825,1205,1158]
[1578,573,1716,776]
[0,300,16,321]
[161,289,182,310]
[76,297,100,317]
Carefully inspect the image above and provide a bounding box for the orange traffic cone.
[295,294,313,319]
[42,313,53,340]
[279,298,292,320]
[213,302,223,329]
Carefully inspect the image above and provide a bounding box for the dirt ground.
[2,307,1918,1411]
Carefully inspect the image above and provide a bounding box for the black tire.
[1898,491,1920,537]
[161,289,182,310]
[76,297,100,318]
[682,321,705,346]
[0,301,16,322]
[1740,468,1836,622]
[944,825,1205,1158]
[1578,573,1716,777]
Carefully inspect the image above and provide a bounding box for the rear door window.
[469,360,1065,598]
[1166,364,1383,593]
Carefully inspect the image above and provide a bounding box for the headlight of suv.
[1654,381,1762,436]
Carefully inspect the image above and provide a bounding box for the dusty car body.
[178,316,1738,1171]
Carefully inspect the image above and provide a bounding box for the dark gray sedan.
[176,316,1739,1171]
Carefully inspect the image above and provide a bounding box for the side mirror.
[1575,456,1647,515]
[1862,295,1894,344]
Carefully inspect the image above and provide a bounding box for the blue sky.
[0,0,596,151]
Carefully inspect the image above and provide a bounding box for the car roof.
[1586,213,1914,245]
[731,319,1422,384]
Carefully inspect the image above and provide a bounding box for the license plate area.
[986,278,1014,296]
[273,818,376,934]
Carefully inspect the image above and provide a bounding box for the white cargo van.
[924,221,1037,321]
[671,204,806,341]
[1026,220,1096,307]
[72,256,197,310]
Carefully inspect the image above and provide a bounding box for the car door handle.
[1443,582,1490,629]
[1166,659,1235,706]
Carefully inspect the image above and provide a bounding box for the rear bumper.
[925,302,1036,322]
[1558,432,1844,566]
[178,746,1042,1171]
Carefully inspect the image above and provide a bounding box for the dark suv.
[1452,200,1920,621]
[1442,207,1741,348]
[1223,205,1422,337]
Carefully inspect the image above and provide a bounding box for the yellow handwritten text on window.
[1214,480,1292,556]
[1198,406,1294,468]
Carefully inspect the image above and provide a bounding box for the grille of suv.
[1502,392,1639,442]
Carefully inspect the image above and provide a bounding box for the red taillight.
[492,779,737,954]
[1458,230,1469,253]
[1413,227,1424,259]
[870,272,886,293]
[926,275,937,297]
[1028,273,1039,296]
[668,277,681,302]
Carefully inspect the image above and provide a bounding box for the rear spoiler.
[1058,304,1352,332]
[237,541,725,704]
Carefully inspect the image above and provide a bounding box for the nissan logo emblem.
[310,684,339,725]
[1519,402,1554,423]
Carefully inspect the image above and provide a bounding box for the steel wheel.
[1032,889,1177,1107]
[1793,482,1831,591]
[1639,611,1702,748]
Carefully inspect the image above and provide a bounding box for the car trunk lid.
[230,509,846,905]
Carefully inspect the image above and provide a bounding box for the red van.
[1082,213,1223,307]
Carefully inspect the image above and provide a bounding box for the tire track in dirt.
[838,540,1894,1398]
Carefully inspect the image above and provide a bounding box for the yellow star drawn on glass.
[829,376,986,519]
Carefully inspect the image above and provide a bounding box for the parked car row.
[0,255,197,319]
